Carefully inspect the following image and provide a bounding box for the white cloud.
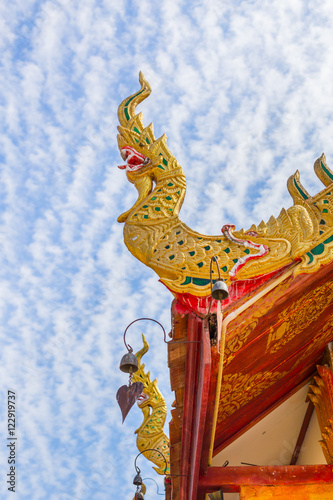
[1,0,333,497]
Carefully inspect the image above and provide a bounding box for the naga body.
[117,73,333,310]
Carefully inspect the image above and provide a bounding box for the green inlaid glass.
[293,178,308,199]
[144,215,149,219]
[155,207,161,211]
[176,231,181,235]
[162,158,168,166]
[143,205,148,208]
[165,245,170,249]
[157,165,165,170]
[151,196,157,201]
[124,87,145,120]
[180,277,191,285]
[146,137,150,144]
[197,262,203,268]
[167,182,173,187]
[311,243,325,255]
[321,161,333,181]
[223,248,230,253]
[204,246,211,251]
[166,196,172,200]
[323,209,328,213]
[320,219,326,225]
[169,255,175,260]
[324,200,329,204]
[222,266,227,272]
[134,126,140,135]
[193,277,210,286]
[324,234,333,244]
[177,240,184,245]
[189,251,195,256]
[244,249,250,254]
[233,259,238,263]
[216,239,221,243]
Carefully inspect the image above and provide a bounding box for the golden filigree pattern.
[117,74,333,299]
[217,370,288,423]
[290,315,333,368]
[223,276,293,365]
[266,281,333,354]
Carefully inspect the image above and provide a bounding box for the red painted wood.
[199,345,221,475]
[189,320,211,499]
[198,465,333,494]
[179,314,200,500]
[214,360,319,453]
[172,264,294,316]
[213,260,333,452]
[290,401,314,465]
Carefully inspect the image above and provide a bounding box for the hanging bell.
[119,349,139,374]
[133,472,143,486]
[211,279,229,301]
[135,492,144,500]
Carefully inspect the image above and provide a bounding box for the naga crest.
[117,73,333,312]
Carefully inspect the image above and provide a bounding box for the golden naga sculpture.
[133,334,170,475]
[117,73,333,307]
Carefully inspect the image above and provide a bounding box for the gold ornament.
[133,334,170,475]
[217,370,288,423]
[266,281,333,354]
[117,74,333,298]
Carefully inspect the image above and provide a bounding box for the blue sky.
[1,1,333,498]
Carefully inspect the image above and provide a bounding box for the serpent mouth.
[118,146,151,172]
[137,391,149,406]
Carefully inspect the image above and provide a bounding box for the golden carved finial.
[132,335,170,475]
[116,75,333,304]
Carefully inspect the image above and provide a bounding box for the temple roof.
[168,257,333,498]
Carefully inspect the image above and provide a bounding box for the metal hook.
[123,317,200,350]
[124,318,167,352]
[134,448,169,475]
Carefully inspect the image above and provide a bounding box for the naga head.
[133,334,166,410]
[118,146,151,172]
[117,73,185,223]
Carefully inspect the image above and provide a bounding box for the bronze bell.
[119,349,139,374]
[133,472,143,486]
[135,492,144,500]
[211,279,229,301]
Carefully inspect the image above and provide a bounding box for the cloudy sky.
[1,0,333,498]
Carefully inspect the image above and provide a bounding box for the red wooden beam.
[188,319,211,498]
[179,314,201,499]
[200,344,221,475]
[198,465,333,494]
[290,400,314,465]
